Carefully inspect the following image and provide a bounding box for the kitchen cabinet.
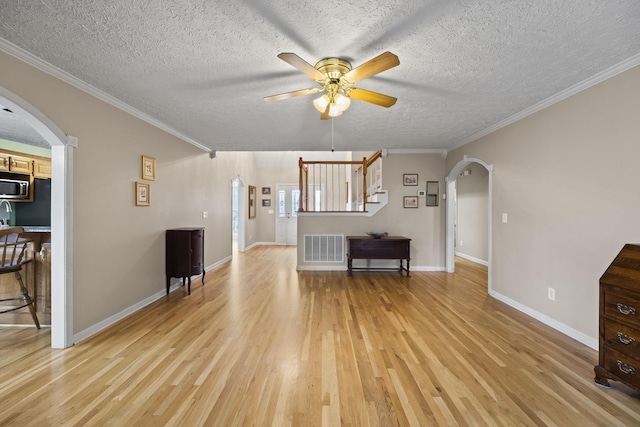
[0,151,33,174]
[33,159,52,178]
[0,149,51,177]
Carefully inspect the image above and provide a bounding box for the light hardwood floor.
[1,246,639,426]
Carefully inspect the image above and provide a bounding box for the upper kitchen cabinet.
[33,158,51,178]
[0,151,33,174]
[0,149,50,177]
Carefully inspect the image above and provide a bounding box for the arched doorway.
[445,155,494,292]
[0,87,74,349]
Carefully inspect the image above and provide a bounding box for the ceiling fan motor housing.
[314,58,352,81]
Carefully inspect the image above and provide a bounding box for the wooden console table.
[346,236,411,277]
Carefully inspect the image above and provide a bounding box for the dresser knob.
[617,332,636,345]
[617,360,636,375]
[617,303,636,315]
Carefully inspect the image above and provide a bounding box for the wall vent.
[304,235,344,262]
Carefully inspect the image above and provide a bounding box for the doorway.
[445,156,494,293]
[0,88,74,349]
[232,177,246,252]
[275,184,299,245]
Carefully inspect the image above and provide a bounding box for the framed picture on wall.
[141,155,156,181]
[403,174,418,186]
[248,185,256,219]
[403,196,418,208]
[262,199,271,207]
[262,187,271,195]
[135,182,150,206]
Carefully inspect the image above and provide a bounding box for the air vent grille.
[304,235,344,262]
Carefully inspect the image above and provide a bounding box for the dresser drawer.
[604,287,640,329]
[602,346,640,389]
[603,319,640,358]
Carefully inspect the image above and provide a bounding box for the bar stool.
[0,226,40,328]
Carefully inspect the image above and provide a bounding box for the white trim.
[75,257,231,343]
[489,290,598,350]
[297,266,348,271]
[455,252,488,266]
[0,88,74,349]
[387,148,448,157]
[296,265,444,272]
[0,39,210,153]
[451,52,640,150]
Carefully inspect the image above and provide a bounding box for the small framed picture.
[248,185,256,219]
[403,196,418,208]
[141,155,156,181]
[262,199,271,207]
[135,182,150,206]
[262,187,271,195]
[403,174,418,186]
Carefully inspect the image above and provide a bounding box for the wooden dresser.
[595,243,640,391]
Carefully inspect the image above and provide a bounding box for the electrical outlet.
[459,240,463,247]
[548,287,555,301]
[202,211,208,218]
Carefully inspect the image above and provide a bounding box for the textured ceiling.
[0,1,639,153]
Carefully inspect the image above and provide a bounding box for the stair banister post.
[362,157,368,212]
[298,157,305,212]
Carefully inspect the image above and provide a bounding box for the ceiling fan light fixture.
[334,93,350,111]
[313,94,330,113]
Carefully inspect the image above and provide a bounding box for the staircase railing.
[299,150,383,212]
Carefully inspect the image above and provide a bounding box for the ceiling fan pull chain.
[331,118,335,152]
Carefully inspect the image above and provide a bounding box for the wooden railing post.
[298,157,305,212]
[362,157,368,212]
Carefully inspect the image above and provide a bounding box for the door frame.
[233,177,247,252]
[445,156,493,293]
[1,87,74,349]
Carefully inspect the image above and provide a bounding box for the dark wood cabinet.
[595,243,640,391]
[166,228,205,295]
[346,236,411,277]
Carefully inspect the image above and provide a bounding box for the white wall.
[446,65,640,341]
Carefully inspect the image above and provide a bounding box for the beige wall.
[254,168,298,243]
[456,162,489,262]
[298,152,446,269]
[447,65,640,339]
[1,50,258,333]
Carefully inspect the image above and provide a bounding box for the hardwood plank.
[0,248,639,425]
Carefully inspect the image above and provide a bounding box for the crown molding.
[387,148,448,157]
[0,38,211,152]
[451,52,640,150]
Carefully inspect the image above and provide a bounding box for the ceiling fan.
[264,51,399,119]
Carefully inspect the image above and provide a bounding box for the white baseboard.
[455,252,488,266]
[74,257,232,344]
[295,265,445,272]
[489,290,598,350]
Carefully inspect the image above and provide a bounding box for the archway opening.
[0,87,74,349]
[446,156,494,293]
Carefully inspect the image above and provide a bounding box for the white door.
[276,184,299,245]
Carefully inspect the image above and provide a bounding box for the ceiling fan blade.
[341,52,400,84]
[348,88,397,108]
[277,53,326,81]
[264,88,322,102]
[320,103,330,120]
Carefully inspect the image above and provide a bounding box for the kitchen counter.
[22,226,51,233]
